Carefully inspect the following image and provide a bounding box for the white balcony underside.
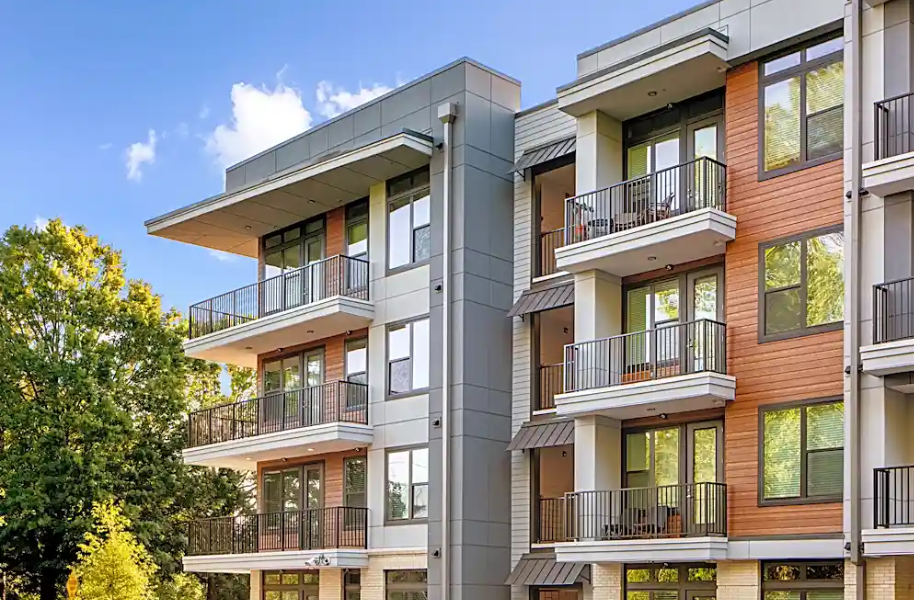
[184,296,374,369]
[863,152,914,198]
[182,422,374,470]
[554,208,736,277]
[554,372,736,420]
[862,527,914,556]
[861,338,914,377]
[183,549,369,573]
[554,537,843,563]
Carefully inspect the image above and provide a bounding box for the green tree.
[73,502,157,600]
[153,574,204,600]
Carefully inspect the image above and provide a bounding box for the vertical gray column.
[427,63,520,600]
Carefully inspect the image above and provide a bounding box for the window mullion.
[800,239,809,331]
[800,406,808,498]
[800,71,809,164]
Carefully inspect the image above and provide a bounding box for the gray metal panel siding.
[510,103,575,600]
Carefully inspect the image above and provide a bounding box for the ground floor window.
[762,561,843,600]
[625,564,717,600]
[533,588,582,600]
[263,571,320,600]
[386,569,427,600]
[345,569,361,600]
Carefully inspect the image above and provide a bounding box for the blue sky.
[0,0,698,314]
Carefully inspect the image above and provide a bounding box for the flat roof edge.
[515,98,559,119]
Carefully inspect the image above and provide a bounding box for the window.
[761,400,844,504]
[264,571,320,600]
[388,169,431,270]
[385,570,427,600]
[347,200,369,259]
[386,448,429,521]
[344,457,367,508]
[760,228,844,341]
[387,318,430,395]
[762,562,843,600]
[346,338,368,385]
[761,36,843,177]
[624,564,716,600]
[345,570,361,600]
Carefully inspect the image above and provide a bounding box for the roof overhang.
[145,130,435,257]
[557,29,730,120]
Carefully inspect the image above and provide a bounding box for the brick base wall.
[360,550,428,600]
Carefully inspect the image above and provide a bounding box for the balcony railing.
[565,483,727,541]
[874,277,914,344]
[188,254,370,339]
[875,466,914,528]
[536,497,566,543]
[187,381,369,448]
[537,364,563,411]
[564,319,727,393]
[538,229,565,277]
[187,507,368,555]
[875,92,914,160]
[564,157,727,245]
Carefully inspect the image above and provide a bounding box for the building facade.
[145,1,914,599]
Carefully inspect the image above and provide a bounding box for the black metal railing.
[875,92,914,160]
[563,319,727,393]
[537,364,563,411]
[187,507,368,555]
[536,497,567,543]
[565,483,727,541]
[188,254,370,339]
[538,229,566,277]
[875,466,914,528]
[564,157,727,244]
[874,277,914,344]
[187,381,369,448]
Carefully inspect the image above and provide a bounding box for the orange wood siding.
[257,448,366,512]
[724,62,844,537]
[326,206,346,258]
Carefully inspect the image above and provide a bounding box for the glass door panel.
[687,422,723,531]
[264,250,285,314]
[653,279,680,378]
[303,351,323,425]
[654,133,681,215]
[283,357,302,426]
[304,465,323,549]
[303,236,324,304]
[689,122,721,210]
[687,270,722,373]
[283,246,303,309]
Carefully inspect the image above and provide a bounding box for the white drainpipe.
[437,102,457,600]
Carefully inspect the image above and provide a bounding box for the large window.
[345,570,361,600]
[385,570,427,600]
[761,35,843,177]
[344,457,367,508]
[761,399,844,504]
[762,562,843,600]
[387,318,430,395]
[386,448,428,522]
[760,228,844,341]
[346,337,368,385]
[264,571,320,600]
[624,564,716,600]
[388,169,431,271]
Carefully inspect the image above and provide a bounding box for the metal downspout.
[849,0,865,595]
[438,102,457,600]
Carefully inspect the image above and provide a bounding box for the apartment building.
[507,1,889,600]
[144,58,520,600]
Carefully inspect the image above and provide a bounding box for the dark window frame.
[261,215,326,280]
[761,561,844,600]
[623,564,718,598]
[344,569,361,600]
[758,225,844,343]
[385,570,428,600]
[386,317,430,398]
[386,168,431,275]
[261,461,325,514]
[621,420,724,489]
[261,345,326,394]
[384,446,429,524]
[343,456,367,509]
[345,336,369,386]
[758,397,844,507]
[263,570,321,594]
[758,34,844,180]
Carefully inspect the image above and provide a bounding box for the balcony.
[536,497,567,544]
[536,364,563,412]
[863,92,914,197]
[185,255,373,368]
[538,229,566,279]
[862,277,914,379]
[555,320,735,419]
[184,507,369,572]
[862,466,914,556]
[555,158,735,277]
[555,483,728,563]
[183,381,372,470]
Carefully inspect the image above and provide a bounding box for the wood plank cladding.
[257,448,366,512]
[256,328,369,389]
[723,62,844,537]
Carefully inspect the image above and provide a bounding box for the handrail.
[875,465,914,528]
[538,229,566,277]
[537,364,563,411]
[188,254,370,339]
[187,506,368,555]
[563,319,727,393]
[564,156,727,245]
[873,277,914,344]
[874,92,914,160]
[186,381,369,448]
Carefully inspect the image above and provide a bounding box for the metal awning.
[507,281,574,318]
[506,420,574,451]
[505,554,590,586]
[513,136,576,174]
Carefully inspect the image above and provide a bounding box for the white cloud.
[98,142,113,151]
[125,129,157,181]
[315,81,393,119]
[206,82,312,168]
[208,249,237,263]
[34,216,49,230]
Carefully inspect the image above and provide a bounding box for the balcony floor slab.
[863,151,914,197]
[862,527,914,557]
[183,548,369,573]
[861,338,914,377]
[554,537,728,564]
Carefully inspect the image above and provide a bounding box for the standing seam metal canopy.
[507,282,574,318]
[505,554,591,586]
[506,420,574,451]
[512,136,576,174]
